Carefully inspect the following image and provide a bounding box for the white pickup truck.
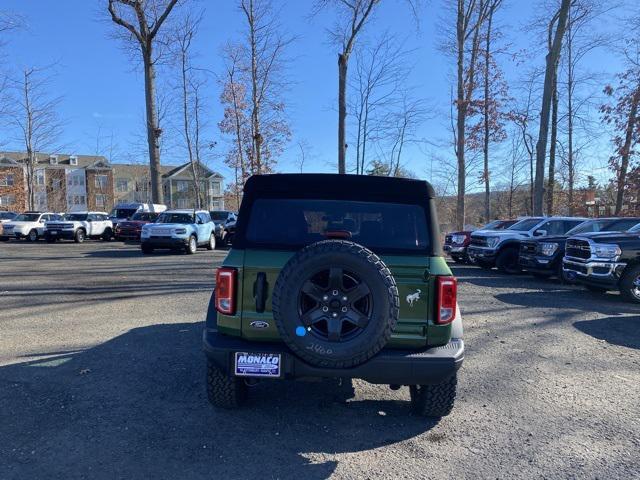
[44,212,113,243]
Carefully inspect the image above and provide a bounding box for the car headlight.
[174,228,187,235]
[451,234,467,244]
[592,243,621,259]
[540,242,558,257]
[486,237,500,248]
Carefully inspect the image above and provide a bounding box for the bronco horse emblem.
[406,289,422,307]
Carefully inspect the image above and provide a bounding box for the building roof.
[0,151,109,169]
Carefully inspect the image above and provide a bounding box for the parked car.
[0,211,17,240]
[520,217,640,280]
[209,210,237,245]
[444,219,518,264]
[203,174,463,417]
[221,214,237,247]
[1,212,64,242]
[114,211,161,241]
[563,223,640,302]
[468,216,586,273]
[109,203,167,229]
[44,212,113,243]
[140,210,215,254]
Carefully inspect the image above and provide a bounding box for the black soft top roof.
[243,174,436,202]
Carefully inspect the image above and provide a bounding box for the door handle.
[253,272,268,313]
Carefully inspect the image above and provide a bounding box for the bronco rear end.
[203,174,464,417]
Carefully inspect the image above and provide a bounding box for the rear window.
[245,199,429,252]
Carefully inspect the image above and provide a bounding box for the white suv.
[44,212,114,243]
[1,212,64,242]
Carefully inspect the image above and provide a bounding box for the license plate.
[234,352,281,378]
[50,231,57,235]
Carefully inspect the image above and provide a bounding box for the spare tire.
[272,240,399,368]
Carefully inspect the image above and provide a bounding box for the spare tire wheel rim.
[299,266,372,342]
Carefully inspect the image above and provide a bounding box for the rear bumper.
[203,329,464,385]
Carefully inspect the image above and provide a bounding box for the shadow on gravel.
[494,289,638,316]
[0,323,434,480]
[450,265,548,290]
[573,316,640,350]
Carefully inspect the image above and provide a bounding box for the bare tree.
[171,10,205,208]
[11,67,64,210]
[449,0,490,229]
[533,0,571,215]
[239,0,292,176]
[106,0,181,204]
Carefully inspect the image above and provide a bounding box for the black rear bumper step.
[203,329,464,385]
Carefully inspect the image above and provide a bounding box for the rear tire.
[102,228,113,241]
[206,234,215,250]
[206,360,247,409]
[27,229,38,242]
[409,374,458,418]
[496,247,521,274]
[619,265,640,303]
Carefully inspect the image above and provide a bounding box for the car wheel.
[409,374,458,418]
[206,234,215,250]
[186,235,197,254]
[141,245,153,254]
[102,228,113,241]
[272,239,399,369]
[496,247,521,274]
[619,265,640,303]
[220,231,228,248]
[74,229,85,244]
[206,360,247,409]
[27,229,38,242]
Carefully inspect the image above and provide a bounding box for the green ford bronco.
[203,174,464,417]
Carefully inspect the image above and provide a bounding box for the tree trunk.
[567,19,575,215]
[533,0,571,215]
[143,46,164,204]
[338,53,348,174]
[455,1,466,230]
[547,74,558,215]
[615,86,640,215]
[248,0,262,175]
[482,6,494,222]
[180,49,201,210]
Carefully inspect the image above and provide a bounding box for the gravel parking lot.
[0,241,638,479]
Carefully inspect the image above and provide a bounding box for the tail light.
[436,276,457,324]
[215,267,237,315]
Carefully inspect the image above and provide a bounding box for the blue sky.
[1,0,628,190]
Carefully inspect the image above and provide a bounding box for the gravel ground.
[0,241,638,479]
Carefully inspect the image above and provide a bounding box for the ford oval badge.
[250,320,270,329]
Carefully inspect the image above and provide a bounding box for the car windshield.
[210,211,230,221]
[157,212,194,224]
[482,220,503,230]
[507,218,543,232]
[132,212,158,222]
[111,208,137,219]
[245,198,430,252]
[0,212,16,220]
[626,222,640,233]
[14,213,40,222]
[65,214,88,221]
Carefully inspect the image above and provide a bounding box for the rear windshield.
[210,211,230,221]
[66,214,88,221]
[245,199,429,252]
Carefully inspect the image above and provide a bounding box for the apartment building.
[112,162,224,210]
[0,152,114,212]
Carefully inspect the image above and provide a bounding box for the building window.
[68,174,83,187]
[176,180,189,192]
[95,194,107,209]
[52,179,62,191]
[69,156,78,166]
[0,174,14,186]
[211,181,221,196]
[95,175,109,189]
[176,198,189,208]
[0,194,16,206]
[69,195,86,206]
[35,170,46,186]
[116,178,129,192]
